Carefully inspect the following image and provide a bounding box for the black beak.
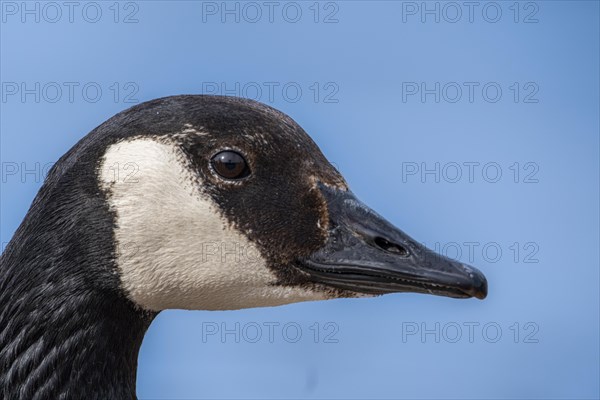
[297,184,487,300]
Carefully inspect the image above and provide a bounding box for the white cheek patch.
[99,137,326,311]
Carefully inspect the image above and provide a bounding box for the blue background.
[1,1,599,399]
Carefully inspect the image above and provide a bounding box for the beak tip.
[470,269,488,300]
[458,263,488,300]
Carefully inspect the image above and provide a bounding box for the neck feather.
[0,269,154,399]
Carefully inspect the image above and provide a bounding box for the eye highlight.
[211,150,250,180]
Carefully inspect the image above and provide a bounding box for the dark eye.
[211,151,250,180]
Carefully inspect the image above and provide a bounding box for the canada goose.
[0,95,487,399]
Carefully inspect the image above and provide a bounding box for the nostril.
[374,237,409,256]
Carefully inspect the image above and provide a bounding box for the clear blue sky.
[1,1,598,398]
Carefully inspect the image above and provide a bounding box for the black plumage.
[0,95,345,398]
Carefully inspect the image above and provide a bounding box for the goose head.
[0,95,487,398]
[97,96,487,311]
